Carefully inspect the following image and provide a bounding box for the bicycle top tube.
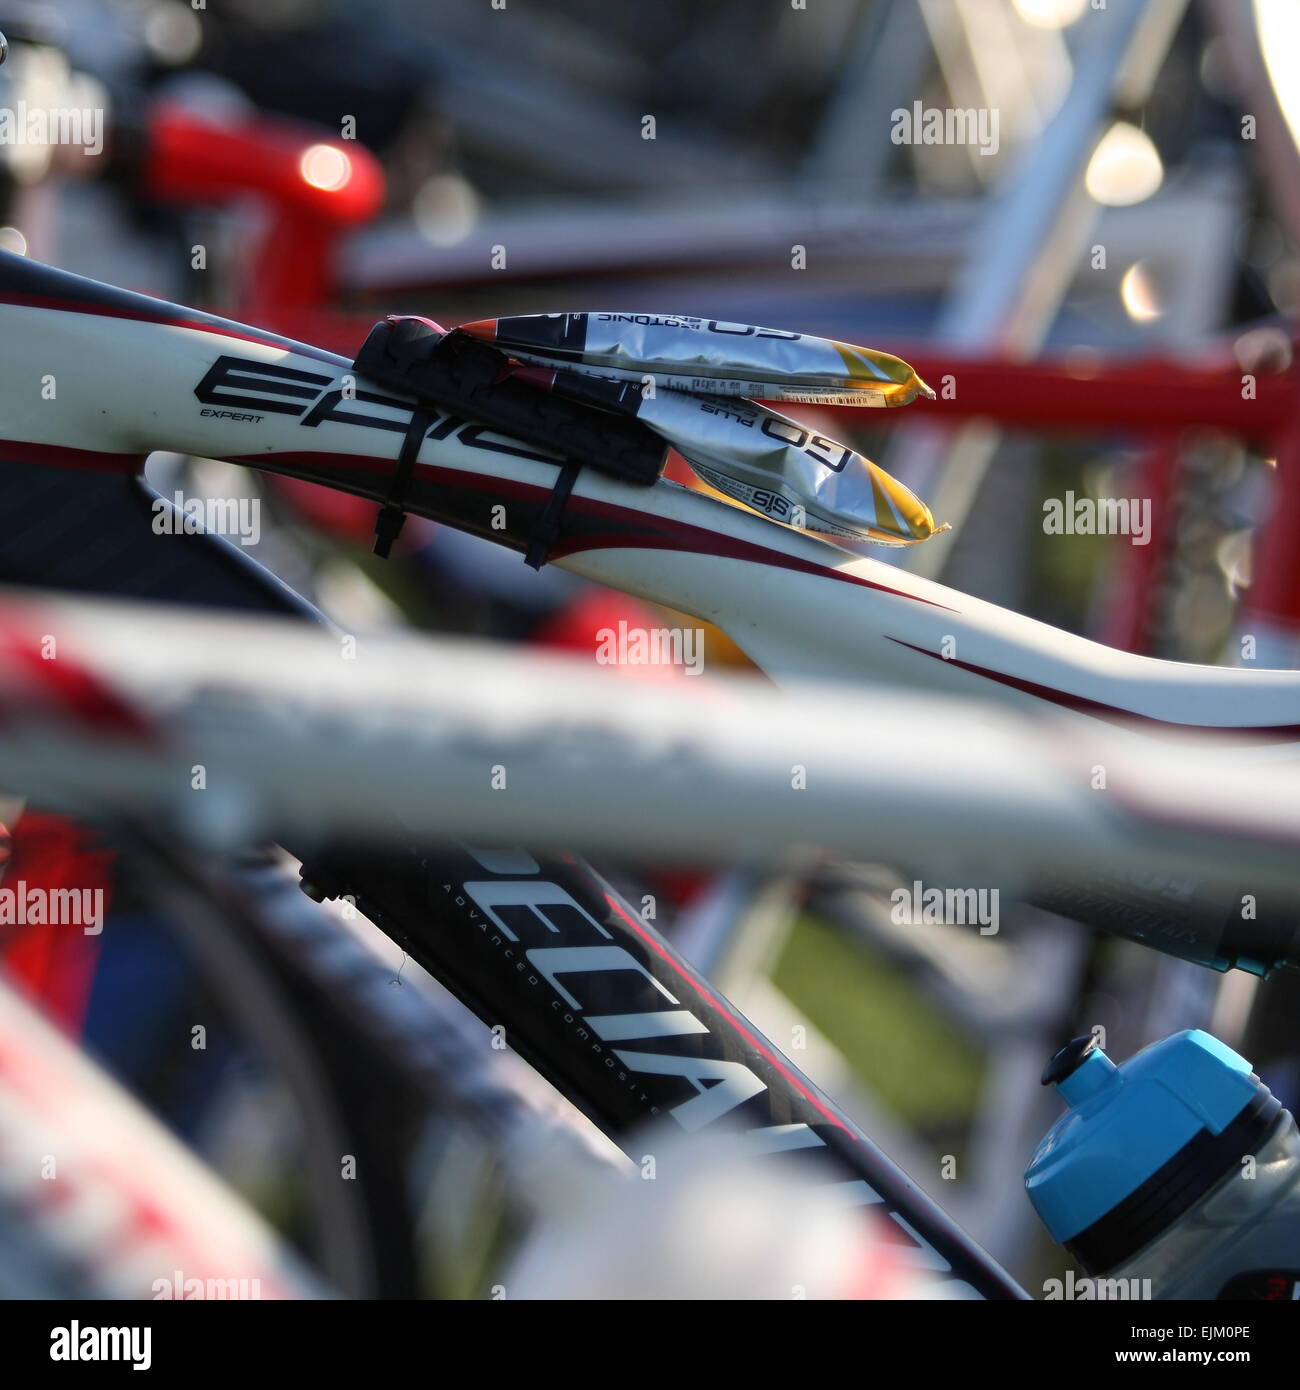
[0,250,1296,739]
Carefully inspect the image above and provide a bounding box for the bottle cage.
[352,317,668,566]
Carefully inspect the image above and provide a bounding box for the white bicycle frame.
[0,971,322,1300]
[1,590,1296,893]
[1,252,1296,738]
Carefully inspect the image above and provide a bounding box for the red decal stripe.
[0,440,145,474]
[888,637,1300,739]
[230,450,956,610]
[601,890,854,1137]
[0,616,154,740]
[0,292,342,364]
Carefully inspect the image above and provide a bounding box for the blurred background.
[2,0,1300,1299]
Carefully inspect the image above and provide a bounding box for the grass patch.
[773,914,985,1137]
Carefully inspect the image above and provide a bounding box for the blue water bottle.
[1026,1029,1300,1299]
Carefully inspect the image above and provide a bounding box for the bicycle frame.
[0,970,322,1299]
[3,253,1297,730]
[2,592,1297,892]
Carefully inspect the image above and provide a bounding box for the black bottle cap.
[1042,1034,1099,1087]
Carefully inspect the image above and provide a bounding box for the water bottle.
[1025,1029,1300,1299]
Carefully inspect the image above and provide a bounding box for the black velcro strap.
[525,461,581,570]
[373,406,434,558]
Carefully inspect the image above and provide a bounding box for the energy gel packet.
[510,364,941,545]
[461,313,935,408]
